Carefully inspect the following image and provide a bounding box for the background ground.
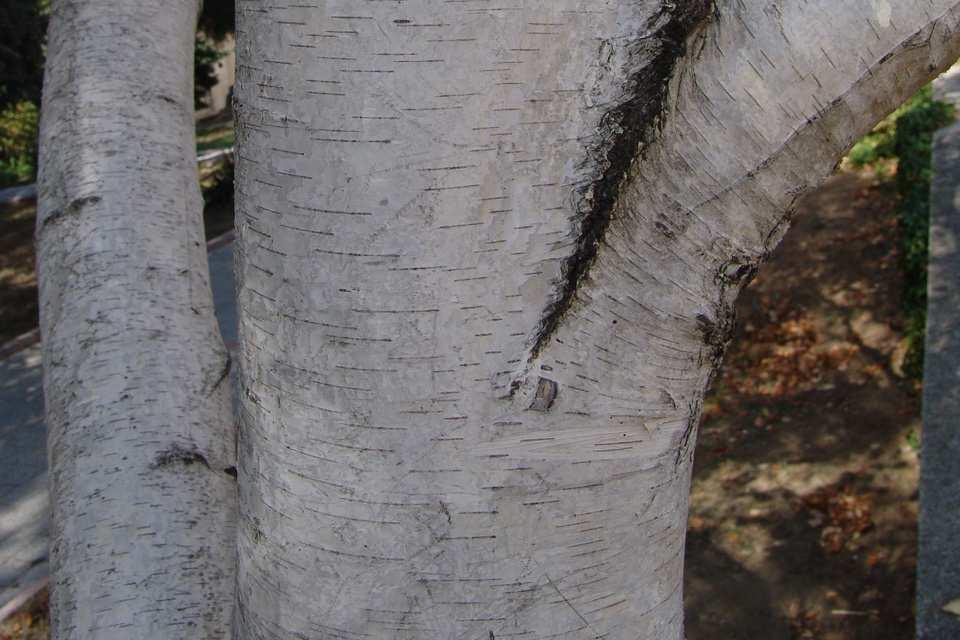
[685,170,921,639]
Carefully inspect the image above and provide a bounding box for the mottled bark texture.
[231,1,960,638]
[37,1,236,637]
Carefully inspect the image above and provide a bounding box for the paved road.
[0,242,236,611]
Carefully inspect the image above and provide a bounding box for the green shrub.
[0,100,39,188]
[847,120,896,167]
[195,34,227,110]
[848,85,954,380]
[891,87,954,378]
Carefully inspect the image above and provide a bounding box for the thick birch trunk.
[37,1,236,637]
[232,1,960,638]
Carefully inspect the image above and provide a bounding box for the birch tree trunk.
[35,0,960,639]
[37,1,236,637]
[231,1,960,638]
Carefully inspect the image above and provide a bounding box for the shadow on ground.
[684,170,921,639]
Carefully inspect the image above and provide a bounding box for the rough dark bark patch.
[699,252,762,376]
[528,0,716,359]
[675,399,702,467]
[38,195,101,232]
[154,445,211,470]
[696,311,734,368]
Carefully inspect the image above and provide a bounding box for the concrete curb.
[917,69,960,639]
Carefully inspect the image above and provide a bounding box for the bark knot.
[39,195,101,232]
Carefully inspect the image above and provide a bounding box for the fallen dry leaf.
[802,484,874,553]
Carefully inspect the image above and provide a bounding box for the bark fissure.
[206,353,233,396]
[527,377,558,412]
[528,1,715,360]
[154,445,211,470]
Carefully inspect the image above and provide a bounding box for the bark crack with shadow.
[153,445,210,470]
[38,195,101,233]
[527,1,716,360]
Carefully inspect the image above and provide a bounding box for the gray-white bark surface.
[37,1,236,637]
[232,1,960,638]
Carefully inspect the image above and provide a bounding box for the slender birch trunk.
[231,1,960,638]
[37,1,236,637]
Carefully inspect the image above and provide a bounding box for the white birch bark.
[232,1,960,638]
[37,1,237,637]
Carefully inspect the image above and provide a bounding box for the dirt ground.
[685,169,922,639]
[0,588,46,640]
[0,170,923,638]
[0,203,38,344]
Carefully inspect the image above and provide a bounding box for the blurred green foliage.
[195,35,227,110]
[0,1,234,188]
[848,85,955,379]
[196,0,235,109]
[0,100,39,187]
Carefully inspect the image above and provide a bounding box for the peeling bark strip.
[529,0,715,358]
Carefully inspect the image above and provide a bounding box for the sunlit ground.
[685,169,921,640]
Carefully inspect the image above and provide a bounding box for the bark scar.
[207,353,232,396]
[527,1,716,360]
[545,571,596,634]
[675,399,702,468]
[39,195,101,232]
